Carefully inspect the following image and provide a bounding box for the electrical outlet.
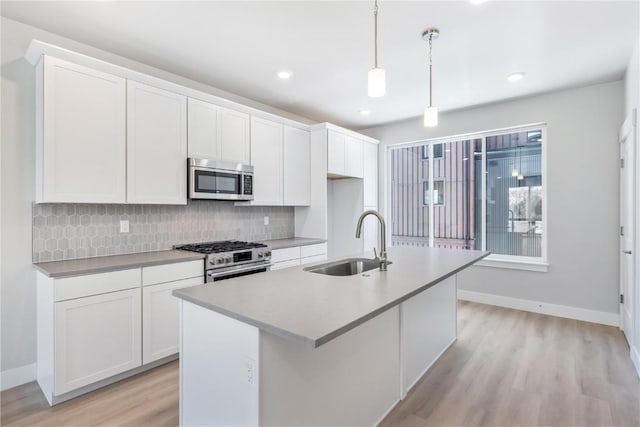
[245,357,256,385]
[263,216,269,226]
[119,220,129,233]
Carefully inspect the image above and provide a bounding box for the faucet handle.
[373,247,378,260]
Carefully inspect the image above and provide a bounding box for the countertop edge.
[33,253,206,278]
[173,251,490,348]
[259,238,327,250]
[174,291,318,348]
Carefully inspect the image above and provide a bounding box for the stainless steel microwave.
[188,158,254,201]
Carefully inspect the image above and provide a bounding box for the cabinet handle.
[623,250,633,255]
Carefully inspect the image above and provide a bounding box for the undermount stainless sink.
[304,258,392,276]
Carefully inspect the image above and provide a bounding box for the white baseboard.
[458,290,619,327]
[631,346,640,379]
[1,363,36,391]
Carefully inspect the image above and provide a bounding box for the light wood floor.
[2,301,639,427]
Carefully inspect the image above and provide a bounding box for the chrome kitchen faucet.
[355,210,389,271]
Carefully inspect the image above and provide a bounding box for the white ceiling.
[2,1,638,129]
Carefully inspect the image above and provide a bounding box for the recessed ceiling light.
[469,0,488,4]
[507,72,526,82]
[277,70,292,80]
[359,109,372,116]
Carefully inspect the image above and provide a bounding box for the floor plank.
[2,301,639,427]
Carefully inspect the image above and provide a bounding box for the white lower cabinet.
[54,288,142,395]
[271,243,327,270]
[142,276,203,364]
[37,259,204,405]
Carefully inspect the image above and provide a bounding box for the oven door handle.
[206,263,274,280]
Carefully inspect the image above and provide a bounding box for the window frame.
[385,123,548,272]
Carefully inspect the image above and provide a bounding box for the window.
[423,180,444,205]
[389,125,546,267]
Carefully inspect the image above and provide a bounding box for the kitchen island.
[173,246,488,426]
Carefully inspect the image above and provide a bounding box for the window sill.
[475,257,549,272]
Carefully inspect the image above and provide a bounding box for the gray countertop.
[173,246,489,348]
[33,250,205,278]
[258,237,327,250]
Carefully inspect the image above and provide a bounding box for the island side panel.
[260,306,401,427]
[400,275,457,397]
[180,300,260,426]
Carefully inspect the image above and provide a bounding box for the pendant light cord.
[374,0,379,68]
[428,33,433,108]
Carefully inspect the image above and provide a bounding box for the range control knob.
[258,251,264,258]
[225,256,232,263]
[264,251,272,258]
[209,258,216,265]
[216,258,225,265]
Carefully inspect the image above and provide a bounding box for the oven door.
[190,167,251,201]
[206,262,273,282]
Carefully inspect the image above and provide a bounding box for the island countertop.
[173,246,488,348]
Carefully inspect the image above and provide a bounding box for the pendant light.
[368,0,385,98]
[511,135,519,177]
[422,28,439,127]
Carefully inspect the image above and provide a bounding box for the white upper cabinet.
[250,117,283,205]
[219,107,250,164]
[187,98,219,159]
[363,142,378,206]
[283,126,311,206]
[327,130,363,178]
[38,56,126,203]
[127,81,187,205]
[187,100,250,165]
[327,130,346,176]
[345,136,363,178]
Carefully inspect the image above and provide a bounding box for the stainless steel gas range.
[174,240,272,283]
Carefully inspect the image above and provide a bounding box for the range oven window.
[194,170,241,194]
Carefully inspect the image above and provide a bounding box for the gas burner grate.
[175,240,267,254]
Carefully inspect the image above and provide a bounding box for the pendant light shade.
[368,0,385,98]
[422,28,439,127]
[368,67,386,98]
[423,106,438,127]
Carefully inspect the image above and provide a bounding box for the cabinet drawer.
[300,243,327,258]
[300,254,327,266]
[54,269,140,302]
[271,247,301,263]
[142,260,204,286]
[271,258,301,271]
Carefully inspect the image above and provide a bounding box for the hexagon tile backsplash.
[32,201,295,262]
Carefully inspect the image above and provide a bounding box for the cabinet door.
[187,98,219,159]
[250,117,283,205]
[127,81,187,204]
[327,130,346,176]
[345,136,363,178]
[283,127,311,206]
[219,107,250,164]
[41,56,126,203]
[142,277,203,364]
[363,142,378,206]
[54,288,141,395]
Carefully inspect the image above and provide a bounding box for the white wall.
[0,16,314,387]
[624,37,640,376]
[361,81,624,316]
[625,40,639,117]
